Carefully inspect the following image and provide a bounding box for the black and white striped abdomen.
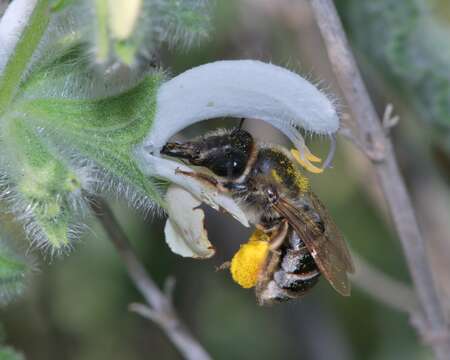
[258,230,320,304]
[275,231,320,292]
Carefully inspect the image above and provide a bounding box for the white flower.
[164,185,214,259]
[0,0,42,74]
[135,60,340,258]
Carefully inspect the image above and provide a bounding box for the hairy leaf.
[2,118,86,251]
[18,72,164,206]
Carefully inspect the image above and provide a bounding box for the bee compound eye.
[207,150,247,178]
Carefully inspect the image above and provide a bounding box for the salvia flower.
[135,60,341,288]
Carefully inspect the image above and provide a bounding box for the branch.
[310,0,449,358]
[91,198,211,360]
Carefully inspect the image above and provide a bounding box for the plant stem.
[0,0,49,116]
[310,0,449,358]
[91,198,211,360]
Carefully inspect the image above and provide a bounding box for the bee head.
[161,128,254,179]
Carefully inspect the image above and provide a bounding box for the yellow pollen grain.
[230,229,270,289]
[294,171,309,193]
[286,162,310,193]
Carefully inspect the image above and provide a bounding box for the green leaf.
[15,69,165,207]
[3,118,84,251]
[0,28,164,250]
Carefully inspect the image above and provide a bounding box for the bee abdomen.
[274,269,320,292]
[275,229,320,294]
[257,274,319,305]
[257,281,292,305]
[281,248,317,273]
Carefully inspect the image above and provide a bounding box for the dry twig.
[309,0,449,358]
[91,198,211,360]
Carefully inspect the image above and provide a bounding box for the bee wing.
[274,193,354,296]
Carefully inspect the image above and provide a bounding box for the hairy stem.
[91,198,211,360]
[0,0,49,116]
[310,0,449,358]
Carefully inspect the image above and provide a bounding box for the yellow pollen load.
[291,148,323,174]
[230,230,270,289]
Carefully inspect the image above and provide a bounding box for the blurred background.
[1,0,450,359]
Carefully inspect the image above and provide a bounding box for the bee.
[161,127,354,305]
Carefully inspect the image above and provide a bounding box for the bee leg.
[256,220,288,287]
[269,220,289,251]
[215,261,231,271]
[175,168,219,188]
[256,216,285,233]
[255,249,281,301]
[255,223,269,232]
[255,221,290,304]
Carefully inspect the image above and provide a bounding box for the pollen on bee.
[294,171,309,193]
[284,162,310,193]
[271,169,283,184]
[230,229,270,289]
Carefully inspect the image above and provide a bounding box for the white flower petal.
[0,0,40,72]
[144,60,339,155]
[164,185,214,258]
